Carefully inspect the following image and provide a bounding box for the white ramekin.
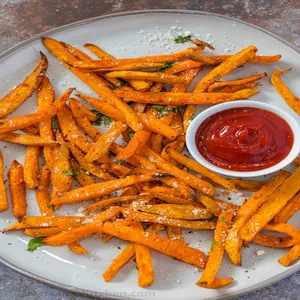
[186,100,300,178]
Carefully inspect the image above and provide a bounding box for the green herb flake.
[221,217,226,222]
[117,161,122,166]
[152,105,178,118]
[27,237,44,252]
[91,110,112,126]
[157,62,175,72]
[128,130,135,140]
[174,35,192,44]
[51,118,60,131]
[62,170,81,176]
[211,238,216,250]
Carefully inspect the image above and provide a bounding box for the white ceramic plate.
[0,10,300,300]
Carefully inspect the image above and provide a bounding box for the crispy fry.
[21,124,40,135]
[68,241,88,255]
[273,192,300,224]
[139,113,178,140]
[64,47,195,69]
[271,68,300,115]
[24,227,64,237]
[240,168,300,242]
[133,222,155,287]
[166,226,185,243]
[98,222,206,268]
[37,76,55,166]
[217,82,261,93]
[65,141,114,181]
[57,105,109,163]
[0,88,73,134]
[97,62,164,71]
[163,60,203,75]
[103,243,136,282]
[167,149,236,192]
[226,170,289,265]
[278,244,300,267]
[24,146,40,189]
[42,37,142,131]
[36,165,53,216]
[51,132,73,197]
[3,216,86,232]
[264,223,300,242]
[184,46,258,130]
[196,278,234,289]
[123,208,216,229]
[0,52,48,118]
[50,172,171,205]
[139,146,215,196]
[253,234,297,248]
[83,43,151,91]
[197,211,233,285]
[207,72,267,92]
[148,190,195,205]
[84,121,127,163]
[8,160,27,222]
[85,194,152,215]
[114,89,259,105]
[102,223,163,282]
[134,204,213,220]
[189,53,281,65]
[106,71,187,84]
[0,133,57,146]
[198,196,239,217]
[229,179,267,192]
[0,152,8,212]
[116,130,152,161]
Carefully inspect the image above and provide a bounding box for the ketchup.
[195,107,294,171]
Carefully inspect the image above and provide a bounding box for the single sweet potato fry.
[0,52,48,118]
[24,146,40,189]
[0,133,57,147]
[8,160,27,222]
[0,152,8,212]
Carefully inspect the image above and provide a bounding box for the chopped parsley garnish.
[221,217,226,222]
[47,204,55,211]
[157,62,175,72]
[117,161,122,166]
[211,238,216,250]
[62,170,81,176]
[128,130,135,140]
[51,118,60,131]
[152,105,178,117]
[91,110,112,126]
[27,237,44,252]
[174,35,192,44]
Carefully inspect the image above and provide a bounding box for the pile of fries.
[1,36,300,289]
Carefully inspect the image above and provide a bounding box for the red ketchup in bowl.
[195,107,294,171]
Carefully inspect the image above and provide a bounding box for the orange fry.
[68,241,88,255]
[139,146,215,196]
[226,170,289,265]
[84,121,127,163]
[0,133,57,146]
[8,160,27,222]
[106,70,187,84]
[0,52,48,118]
[36,165,53,216]
[197,278,234,289]
[42,37,142,131]
[0,88,73,134]
[114,89,259,105]
[50,172,171,205]
[207,72,267,92]
[197,211,233,285]
[37,76,55,166]
[273,192,300,224]
[123,208,216,230]
[167,148,236,192]
[0,151,8,212]
[24,146,40,189]
[240,167,300,242]
[271,68,300,115]
[278,244,300,267]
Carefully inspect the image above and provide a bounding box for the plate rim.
[0,9,299,300]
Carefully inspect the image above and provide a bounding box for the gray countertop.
[0,0,300,299]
